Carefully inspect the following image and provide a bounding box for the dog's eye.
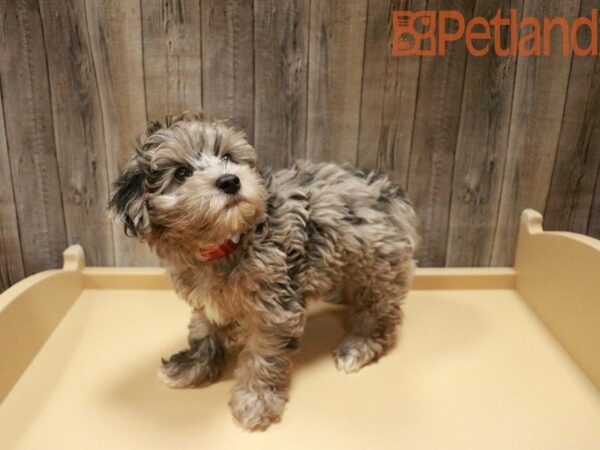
[174,166,192,182]
[222,153,233,163]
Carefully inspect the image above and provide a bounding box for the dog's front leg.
[229,306,305,431]
[159,309,225,388]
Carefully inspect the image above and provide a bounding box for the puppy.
[109,112,418,431]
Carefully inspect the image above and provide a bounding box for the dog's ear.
[109,164,150,238]
[109,118,171,237]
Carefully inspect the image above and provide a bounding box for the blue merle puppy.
[109,112,419,431]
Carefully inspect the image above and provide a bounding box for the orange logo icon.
[392,11,437,56]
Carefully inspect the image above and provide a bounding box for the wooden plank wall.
[1,0,599,291]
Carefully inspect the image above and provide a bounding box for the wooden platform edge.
[79,267,518,291]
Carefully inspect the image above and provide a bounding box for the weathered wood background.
[1,0,599,291]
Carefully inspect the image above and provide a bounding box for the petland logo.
[392,10,599,56]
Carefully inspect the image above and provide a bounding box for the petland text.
[392,9,599,56]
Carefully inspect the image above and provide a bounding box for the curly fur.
[109,112,419,431]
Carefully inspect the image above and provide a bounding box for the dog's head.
[109,112,266,264]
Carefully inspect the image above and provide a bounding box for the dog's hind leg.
[334,257,415,373]
[158,309,225,388]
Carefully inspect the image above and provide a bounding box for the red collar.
[195,234,241,261]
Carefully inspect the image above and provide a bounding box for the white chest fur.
[187,281,230,326]
[202,293,225,324]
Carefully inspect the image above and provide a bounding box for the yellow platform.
[1,210,599,449]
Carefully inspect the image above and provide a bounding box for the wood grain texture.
[141,0,203,121]
[545,0,600,236]
[446,0,522,267]
[1,2,600,283]
[0,82,25,291]
[407,0,475,267]
[492,0,582,265]
[307,0,367,164]
[86,0,159,266]
[583,0,600,240]
[357,0,425,186]
[39,0,115,266]
[254,0,309,168]
[588,164,600,239]
[0,0,68,275]
[202,0,254,141]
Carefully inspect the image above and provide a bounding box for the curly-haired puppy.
[109,112,418,431]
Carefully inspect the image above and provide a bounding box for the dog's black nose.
[216,174,241,194]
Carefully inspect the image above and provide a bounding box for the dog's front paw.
[334,336,381,373]
[158,347,222,388]
[229,387,287,431]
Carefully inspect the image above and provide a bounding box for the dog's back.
[263,160,418,303]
